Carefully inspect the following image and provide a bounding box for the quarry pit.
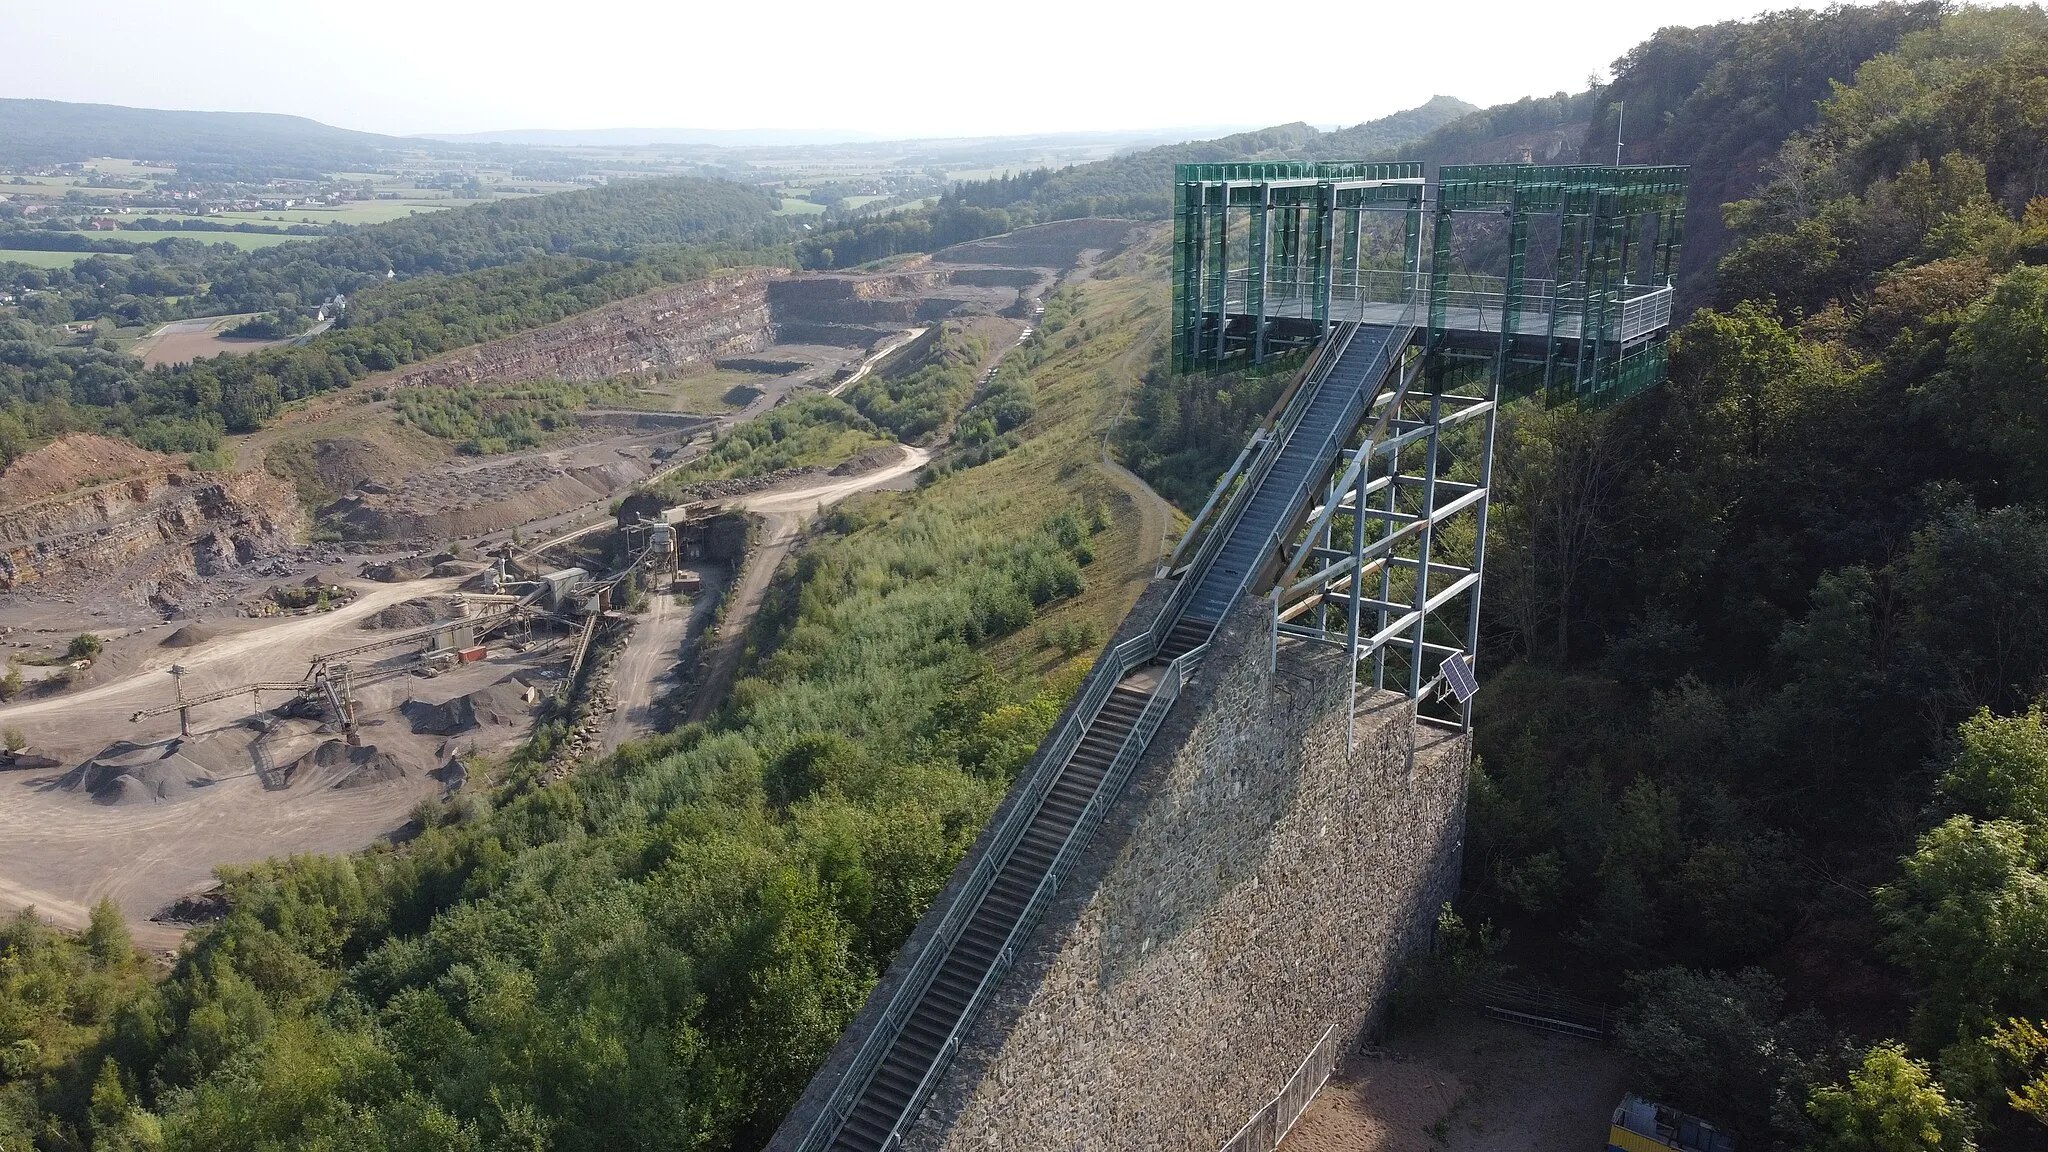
[0,218,1137,949]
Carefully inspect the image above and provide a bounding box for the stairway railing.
[1184,306,1417,635]
[1143,321,1368,655]
[1160,322,1353,581]
[790,311,1415,1152]
[793,625,1171,1151]
[873,641,1208,1151]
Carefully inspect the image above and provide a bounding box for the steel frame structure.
[1172,162,1688,728]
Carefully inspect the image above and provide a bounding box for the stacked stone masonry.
[773,586,1469,1152]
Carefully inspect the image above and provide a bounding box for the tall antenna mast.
[1615,101,1625,166]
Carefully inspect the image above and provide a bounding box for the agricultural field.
[108,228,316,250]
[207,199,461,226]
[0,248,130,268]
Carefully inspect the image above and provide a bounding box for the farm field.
[130,314,302,367]
[0,248,130,267]
[207,199,459,226]
[772,197,827,215]
[110,228,316,250]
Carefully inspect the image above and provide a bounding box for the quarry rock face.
[385,268,778,390]
[0,464,306,599]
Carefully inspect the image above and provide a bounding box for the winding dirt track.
[682,445,933,724]
[0,574,475,949]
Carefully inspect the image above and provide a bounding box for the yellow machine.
[1608,1095,1733,1152]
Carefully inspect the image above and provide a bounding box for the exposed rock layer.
[384,268,779,390]
[0,456,305,599]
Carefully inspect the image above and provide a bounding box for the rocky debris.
[361,557,431,582]
[161,622,220,647]
[402,678,535,736]
[930,218,1141,269]
[431,560,481,578]
[829,446,903,476]
[331,454,660,543]
[540,640,623,784]
[286,738,408,790]
[385,269,775,392]
[152,888,229,926]
[0,433,174,506]
[716,357,810,374]
[666,466,820,503]
[0,748,61,771]
[360,596,462,631]
[0,466,306,599]
[256,580,353,613]
[62,736,247,805]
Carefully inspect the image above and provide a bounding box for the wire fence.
[1216,1024,1338,1152]
[1464,976,1614,1041]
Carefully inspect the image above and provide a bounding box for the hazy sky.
[6,0,1842,139]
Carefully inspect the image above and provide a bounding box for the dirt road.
[0,574,471,748]
[681,444,932,724]
[829,327,928,397]
[0,571,522,946]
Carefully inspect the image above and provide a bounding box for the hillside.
[797,97,1478,268]
[0,97,464,175]
[1121,5,2048,1146]
[11,4,2048,1150]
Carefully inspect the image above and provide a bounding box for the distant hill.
[0,98,461,177]
[423,127,894,148]
[197,172,782,311]
[943,96,1481,221]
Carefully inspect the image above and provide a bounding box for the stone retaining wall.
[769,583,1469,1151]
[901,600,1469,1151]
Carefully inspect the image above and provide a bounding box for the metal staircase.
[788,313,1420,1152]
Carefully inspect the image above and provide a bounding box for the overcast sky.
[6,0,1842,139]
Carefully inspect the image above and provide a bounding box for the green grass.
[773,198,828,216]
[658,370,766,412]
[0,249,131,268]
[118,229,316,250]
[841,194,890,209]
[208,200,458,227]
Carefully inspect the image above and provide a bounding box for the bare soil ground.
[1282,1007,1625,1152]
[131,315,303,368]
[0,572,562,945]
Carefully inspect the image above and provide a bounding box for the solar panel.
[1442,652,1478,703]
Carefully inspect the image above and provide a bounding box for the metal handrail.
[1144,319,1370,654]
[1216,1023,1338,1152]
[796,312,1420,1152]
[1195,307,1417,627]
[876,642,1208,1151]
[1160,321,1354,579]
[794,625,1156,1151]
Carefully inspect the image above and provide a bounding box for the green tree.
[1617,967,1816,1139]
[66,632,103,660]
[1940,705,2048,824]
[1877,816,2048,1050]
[1807,1043,1974,1152]
[1931,265,2048,502]
[84,897,132,966]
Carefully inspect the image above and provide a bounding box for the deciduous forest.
[8,3,2048,1150]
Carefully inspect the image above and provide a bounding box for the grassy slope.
[0,226,1185,1151]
